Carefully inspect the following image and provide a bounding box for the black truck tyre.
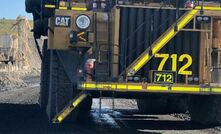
[166,96,188,113]
[39,40,50,111]
[25,0,41,13]
[137,95,168,114]
[137,95,188,114]
[189,95,221,125]
[46,50,92,122]
[33,18,49,38]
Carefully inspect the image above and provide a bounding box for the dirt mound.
[0,72,27,91]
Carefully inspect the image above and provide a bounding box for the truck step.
[95,62,110,80]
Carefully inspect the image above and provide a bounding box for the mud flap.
[56,50,87,84]
[46,50,90,122]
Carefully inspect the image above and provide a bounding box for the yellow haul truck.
[26,0,221,125]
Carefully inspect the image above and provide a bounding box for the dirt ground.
[0,73,220,134]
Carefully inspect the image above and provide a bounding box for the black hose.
[34,38,43,61]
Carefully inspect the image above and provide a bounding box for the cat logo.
[55,16,71,27]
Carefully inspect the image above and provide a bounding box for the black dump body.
[118,7,200,83]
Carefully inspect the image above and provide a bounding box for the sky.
[0,0,32,20]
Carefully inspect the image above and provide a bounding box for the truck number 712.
[154,53,193,75]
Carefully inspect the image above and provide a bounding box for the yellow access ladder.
[52,92,89,123]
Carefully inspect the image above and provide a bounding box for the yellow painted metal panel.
[117,84,127,89]
[71,7,87,11]
[127,85,142,90]
[72,94,87,107]
[54,93,88,123]
[212,88,221,93]
[177,9,198,30]
[44,5,87,11]
[172,86,200,92]
[148,86,168,91]
[59,7,68,10]
[79,82,221,94]
[152,29,175,54]
[133,54,149,74]
[195,6,221,11]
[84,83,96,88]
[45,4,55,8]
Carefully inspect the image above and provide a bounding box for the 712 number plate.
[152,71,176,84]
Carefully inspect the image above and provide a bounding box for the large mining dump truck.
[25,0,221,125]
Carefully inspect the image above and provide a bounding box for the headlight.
[76,15,91,30]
